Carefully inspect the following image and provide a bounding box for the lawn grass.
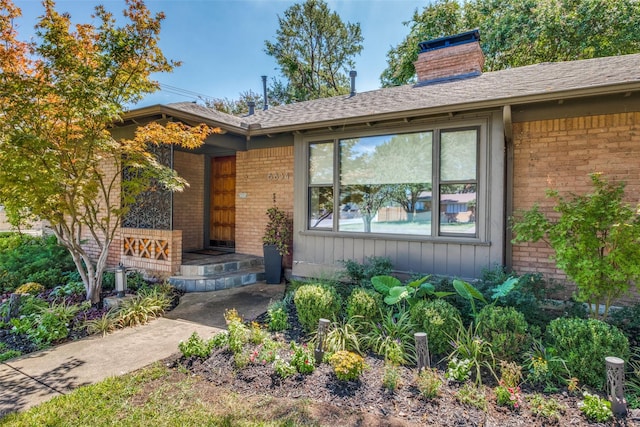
[0,363,321,427]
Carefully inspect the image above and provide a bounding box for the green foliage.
[116,289,171,328]
[178,332,215,359]
[452,279,487,317]
[264,0,363,103]
[227,319,250,355]
[522,339,569,390]
[0,349,21,362]
[14,282,45,295]
[293,283,342,332]
[49,281,85,299]
[372,275,453,307]
[608,303,640,344]
[476,305,529,362]
[547,317,629,389]
[455,383,487,411]
[267,300,289,332]
[0,234,74,292]
[345,288,383,326]
[528,394,564,421]
[512,174,640,319]
[495,385,522,409]
[448,319,496,385]
[289,341,315,374]
[329,350,365,381]
[364,307,416,365]
[410,299,461,356]
[12,300,86,348]
[84,310,118,337]
[273,356,297,379]
[381,0,640,87]
[625,348,640,408]
[579,392,613,423]
[341,256,393,287]
[323,317,362,354]
[262,203,293,256]
[415,368,442,399]
[210,331,229,349]
[446,357,472,382]
[382,362,402,391]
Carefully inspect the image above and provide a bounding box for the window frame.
[303,118,488,242]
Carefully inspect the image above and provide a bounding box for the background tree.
[0,0,214,303]
[511,174,640,319]
[264,0,363,102]
[381,0,640,87]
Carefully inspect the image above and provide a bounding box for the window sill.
[299,230,491,246]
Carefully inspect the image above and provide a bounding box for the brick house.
[106,30,640,298]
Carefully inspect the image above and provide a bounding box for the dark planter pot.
[263,244,283,284]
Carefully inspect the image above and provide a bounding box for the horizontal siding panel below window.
[293,235,496,280]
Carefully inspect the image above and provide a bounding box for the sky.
[15,0,429,108]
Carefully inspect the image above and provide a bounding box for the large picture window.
[307,127,479,238]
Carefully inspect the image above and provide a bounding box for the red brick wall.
[414,42,484,82]
[235,147,294,257]
[173,151,205,251]
[512,112,640,301]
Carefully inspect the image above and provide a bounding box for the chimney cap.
[418,29,480,54]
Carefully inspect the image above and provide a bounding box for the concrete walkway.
[0,282,285,416]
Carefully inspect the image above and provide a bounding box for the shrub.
[448,319,496,385]
[476,305,529,362]
[608,303,640,346]
[116,290,171,327]
[267,300,289,332]
[0,234,75,292]
[410,299,461,356]
[12,300,86,347]
[329,350,365,381]
[547,317,629,389]
[210,331,229,349]
[455,383,487,411]
[179,332,215,359]
[579,392,613,422]
[323,318,362,354]
[14,282,45,295]
[294,283,342,332]
[227,318,249,355]
[522,339,569,390]
[346,288,382,325]
[416,368,442,399]
[341,256,393,287]
[274,356,296,379]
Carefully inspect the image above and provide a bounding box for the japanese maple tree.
[0,0,215,303]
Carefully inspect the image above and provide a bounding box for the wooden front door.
[209,156,236,249]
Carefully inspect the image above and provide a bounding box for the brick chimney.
[414,30,484,84]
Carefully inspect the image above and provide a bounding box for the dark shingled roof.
[163,53,640,135]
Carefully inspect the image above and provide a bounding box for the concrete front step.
[178,254,264,277]
[169,267,266,293]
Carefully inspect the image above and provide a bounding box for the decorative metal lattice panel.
[121,144,172,230]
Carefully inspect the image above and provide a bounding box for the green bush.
[547,317,629,389]
[329,350,365,381]
[364,307,416,365]
[346,288,382,324]
[410,299,461,356]
[14,282,45,295]
[0,233,75,292]
[341,256,393,287]
[267,300,289,332]
[294,283,342,332]
[116,290,171,327]
[476,305,530,362]
[579,392,612,422]
[178,332,215,359]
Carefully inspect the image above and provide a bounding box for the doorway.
[209,156,236,250]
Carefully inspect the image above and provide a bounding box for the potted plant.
[262,196,292,284]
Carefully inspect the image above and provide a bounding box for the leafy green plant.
[290,341,315,374]
[447,318,496,385]
[323,317,362,354]
[495,383,522,409]
[452,279,487,317]
[329,350,366,381]
[0,349,21,362]
[476,305,529,362]
[262,202,293,256]
[626,348,640,408]
[84,309,118,337]
[341,256,393,286]
[364,307,416,365]
[455,383,487,411]
[116,290,170,327]
[210,331,229,349]
[528,394,564,421]
[273,356,297,379]
[12,300,86,347]
[416,368,442,399]
[547,317,629,389]
[445,357,472,382]
[410,299,461,356]
[226,317,250,355]
[382,361,402,391]
[49,281,86,299]
[371,275,453,308]
[579,392,613,422]
[249,321,269,345]
[522,339,569,390]
[267,300,289,332]
[249,338,281,365]
[178,332,215,359]
[293,283,342,332]
[511,173,640,319]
